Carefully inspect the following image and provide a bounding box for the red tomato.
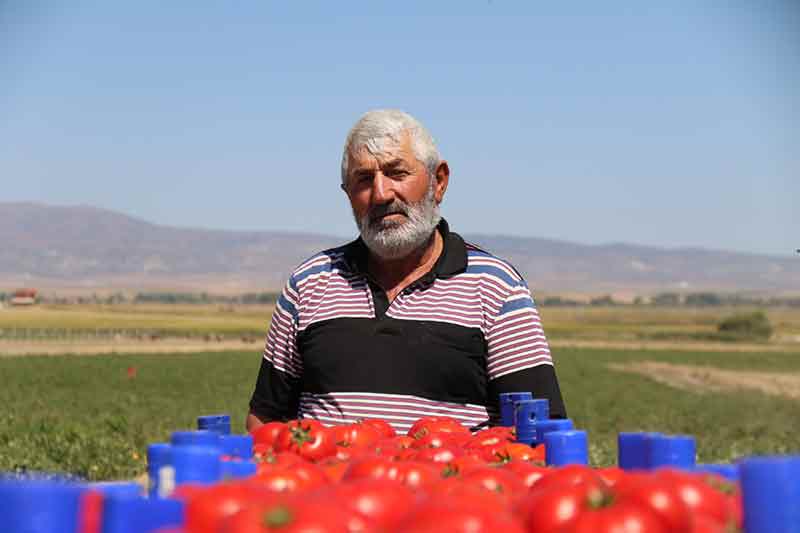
[655,469,732,525]
[441,455,488,478]
[317,458,349,483]
[426,477,511,513]
[398,496,525,533]
[274,419,336,462]
[411,431,466,450]
[570,500,668,533]
[466,428,515,449]
[185,482,281,533]
[331,422,381,449]
[482,442,545,464]
[344,456,402,483]
[517,482,607,532]
[501,460,550,488]
[360,418,396,438]
[691,514,730,533]
[614,475,692,531]
[458,467,528,503]
[532,463,605,493]
[250,422,286,450]
[371,436,415,457]
[413,444,464,464]
[251,463,327,494]
[407,416,471,440]
[596,466,626,487]
[326,479,418,530]
[256,452,305,473]
[224,500,352,533]
[393,461,443,489]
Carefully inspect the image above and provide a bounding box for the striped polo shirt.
[249,219,566,433]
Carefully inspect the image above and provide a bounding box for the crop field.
[1,303,799,346]
[1,346,798,481]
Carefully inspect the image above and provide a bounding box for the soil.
[608,360,800,400]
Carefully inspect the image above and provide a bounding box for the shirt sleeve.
[248,276,302,422]
[485,281,567,419]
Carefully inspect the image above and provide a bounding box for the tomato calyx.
[289,424,315,446]
[586,487,615,509]
[263,506,294,528]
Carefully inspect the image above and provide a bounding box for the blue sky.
[1,1,797,256]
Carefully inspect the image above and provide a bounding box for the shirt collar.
[343,218,467,285]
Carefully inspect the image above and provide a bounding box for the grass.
[1,347,798,480]
[2,303,799,343]
[0,304,273,338]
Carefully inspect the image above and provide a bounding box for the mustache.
[367,201,409,223]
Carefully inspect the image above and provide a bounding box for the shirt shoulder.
[462,241,528,290]
[287,241,356,292]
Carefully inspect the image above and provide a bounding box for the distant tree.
[589,295,616,306]
[717,311,773,341]
[685,292,723,306]
[651,293,680,306]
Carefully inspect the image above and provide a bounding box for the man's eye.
[388,169,409,177]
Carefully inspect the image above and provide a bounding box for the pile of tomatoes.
[169,417,743,532]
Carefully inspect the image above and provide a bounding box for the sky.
[1,1,798,257]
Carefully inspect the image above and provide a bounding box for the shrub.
[717,311,773,341]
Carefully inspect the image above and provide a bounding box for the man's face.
[343,131,447,259]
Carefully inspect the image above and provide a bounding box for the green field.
[2,303,800,344]
[1,347,798,481]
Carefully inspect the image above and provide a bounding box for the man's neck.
[367,229,443,298]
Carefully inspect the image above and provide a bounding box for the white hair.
[341,109,441,185]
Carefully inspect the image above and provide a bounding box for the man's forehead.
[349,137,415,169]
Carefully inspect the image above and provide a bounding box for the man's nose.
[370,172,395,205]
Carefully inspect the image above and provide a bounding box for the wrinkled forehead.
[347,132,417,170]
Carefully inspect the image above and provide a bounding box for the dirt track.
[609,361,800,400]
[0,337,798,357]
[0,339,261,357]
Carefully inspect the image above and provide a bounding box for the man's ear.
[434,160,450,204]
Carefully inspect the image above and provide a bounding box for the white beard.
[354,181,441,260]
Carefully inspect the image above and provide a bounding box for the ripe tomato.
[274,419,335,462]
[250,422,286,450]
[517,482,608,532]
[393,461,443,489]
[326,479,418,530]
[614,475,691,531]
[360,418,396,438]
[407,416,471,440]
[225,500,352,533]
[459,467,527,502]
[466,428,515,449]
[331,422,381,449]
[532,464,604,494]
[371,436,415,457]
[655,469,732,525]
[596,466,626,487]
[570,500,667,533]
[411,431,466,450]
[481,442,545,464]
[398,496,525,533]
[256,452,305,473]
[317,457,349,483]
[344,456,402,482]
[501,460,550,488]
[441,455,487,478]
[413,444,464,464]
[185,482,280,533]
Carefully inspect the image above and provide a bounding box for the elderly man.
[247,110,566,433]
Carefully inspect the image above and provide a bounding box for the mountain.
[1,202,798,294]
